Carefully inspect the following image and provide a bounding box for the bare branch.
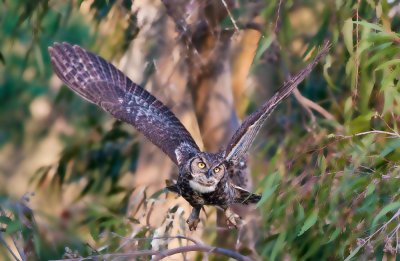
[151,245,253,261]
[50,244,253,261]
[292,88,335,121]
[220,0,239,32]
[334,130,400,139]
[110,234,202,246]
[0,235,21,261]
[274,0,284,34]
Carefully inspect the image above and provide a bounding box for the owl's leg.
[186,207,201,231]
[224,207,242,229]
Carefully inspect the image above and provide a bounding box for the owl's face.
[187,153,226,193]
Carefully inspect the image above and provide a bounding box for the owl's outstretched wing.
[224,42,330,163]
[49,42,200,165]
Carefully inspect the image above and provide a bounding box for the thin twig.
[0,235,21,261]
[50,244,253,261]
[220,0,239,32]
[352,0,361,105]
[350,209,400,257]
[293,88,335,121]
[152,245,253,261]
[292,87,317,127]
[335,130,400,139]
[274,0,284,34]
[110,234,202,246]
[277,42,333,128]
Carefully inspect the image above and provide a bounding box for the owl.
[48,42,329,231]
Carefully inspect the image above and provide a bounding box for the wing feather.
[224,42,330,163]
[49,42,200,165]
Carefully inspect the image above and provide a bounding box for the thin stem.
[335,130,400,139]
[0,235,21,261]
[110,234,202,245]
[50,244,253,261]
[274,0,283,34]
[220,0,239,32]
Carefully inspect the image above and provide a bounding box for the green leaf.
[344,245,362,261]
[379,139,400,158]
[298,210,318,236]
[352,21,384,32]
[89,221,99,241]
[271,231,286,261]
[254,35,274,63]
[256,184,278,207]
[5,220,22,234]
[365,183,375,197]
[325,228,341,244]
[374,59,400,71]
[256,171,279,207]
[372,201,400,228]
[297,203,305,221]
[323,55,336,89]
[318,154,327,174]
[0,216,12,225]
[343,19,354,55]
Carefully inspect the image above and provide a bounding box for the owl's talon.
[225,208,242,229]
[186,217,200,231]
[187,207,201,231]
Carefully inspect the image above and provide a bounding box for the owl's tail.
[233,185,261,204]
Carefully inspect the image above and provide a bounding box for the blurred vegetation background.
[1,0,400,260]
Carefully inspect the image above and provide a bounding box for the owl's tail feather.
[233,185,261,204]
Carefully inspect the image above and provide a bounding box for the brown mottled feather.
[48,42,200,165]
[224,42,330,163]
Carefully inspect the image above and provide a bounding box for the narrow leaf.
[298,210,318,236]
[352,21,384,32]
[374,59,400,71]
[343,19,354,55]
[344,245,362,261]
[379,139,400,158]
[372,202,400,228]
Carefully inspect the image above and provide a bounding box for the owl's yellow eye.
[214,167,221,173]
[198,162,206,169]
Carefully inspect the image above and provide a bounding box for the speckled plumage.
[49,42,329,230]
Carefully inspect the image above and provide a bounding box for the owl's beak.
[206,169,213,178]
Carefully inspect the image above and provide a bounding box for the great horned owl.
[48,42,329,231]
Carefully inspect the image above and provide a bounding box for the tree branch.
[151,245,253,261]
[0,234,21,261]
[293,88,335,121]
[50,244,254,261]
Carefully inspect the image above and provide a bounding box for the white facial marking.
[189,180,216,193]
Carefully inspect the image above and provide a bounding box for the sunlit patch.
[30,97,51,120]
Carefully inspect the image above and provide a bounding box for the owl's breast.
[177,171,233,208]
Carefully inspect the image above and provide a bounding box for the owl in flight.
[49,42,329,231]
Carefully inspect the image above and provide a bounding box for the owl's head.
[186,152,226,193]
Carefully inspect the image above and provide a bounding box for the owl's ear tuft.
[175,142,199,165]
